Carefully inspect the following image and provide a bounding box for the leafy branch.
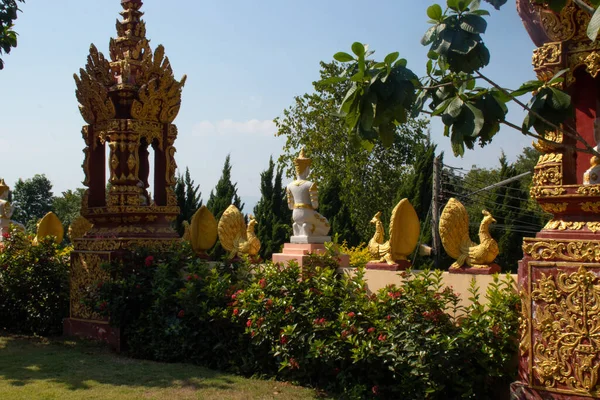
[322,0,598,158]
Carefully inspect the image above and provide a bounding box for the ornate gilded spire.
[74,0,186,124]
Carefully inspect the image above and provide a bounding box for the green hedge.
[0,230,70,336]
[94,244,519,399]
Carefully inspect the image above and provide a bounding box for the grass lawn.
[0,335,324,400]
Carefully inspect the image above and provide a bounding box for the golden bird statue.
[217,205,261,260]
[368,198,420,265]
[439,197,499,270]
[188,206,218,258]
[33,212,64,245]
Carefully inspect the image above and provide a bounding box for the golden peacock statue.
[439,198,499,269]
[217,205,261,260]
[368,198,421,265]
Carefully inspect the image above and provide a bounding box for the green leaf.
[433,97,454,116]
[547,68,568,85]
[511,80,543,97]
[333,52,354,62]
[588,5,600,42]
[470,9,490,16]
[351,42,366,57]
[464,102,484,136]
[450,129,465,156]
[421,26,437,46]
[447,96,464,118]
[427,4,443,20]
[460,14,487,34]
[548,87,571,110]
[384,52,400,65]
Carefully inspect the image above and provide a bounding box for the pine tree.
[174,167,202,236]
[207,155,244,259]
[320,177,360,246]
[253,157,292,259]
[207,155,244,220]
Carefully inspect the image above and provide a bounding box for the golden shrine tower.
[514,0,600,398]
[64,0,185,346]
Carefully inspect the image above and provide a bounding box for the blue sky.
[0,1,536,210]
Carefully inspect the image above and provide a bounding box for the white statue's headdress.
[0,179,8,197]
[294,148,311,176]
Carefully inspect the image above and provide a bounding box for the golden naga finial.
[439,198,499,270]
[217,205,261,260]
[294,148,312,176]
[188,206,218,258]
[33,212,64,245]
[368,199,420,265]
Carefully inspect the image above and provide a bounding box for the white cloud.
[192,119,276,137]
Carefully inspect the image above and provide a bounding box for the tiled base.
[272,243,349,267]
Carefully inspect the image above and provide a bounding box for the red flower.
[313,317,327,326]
[256,317,265,327]
[98,301,108,311]
[194,274,200,280]
[378,334,387,342]
[186,275,193,281]
[289,357,300,370]
[259,278,267,288]
[333,367,341,376]
[386,314,392,321]
[177,310,185,318]
[367,327,375,334]
[265,298,273,309]
[341,330,350,339]
[250,330,256,337]
[280,335,288,344]
[246,319,252,327]
[372,385,379,395]
[233,308,239,316]
[285,305,293,314]
[347,311,355,318]
[144,256,154,267]
[2,232,10,239]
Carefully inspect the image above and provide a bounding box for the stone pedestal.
[366,260,411,271]
[272,243,349,268]
[448,263,501,275]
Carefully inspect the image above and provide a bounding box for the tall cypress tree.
[320,177,360,246]
[174,167,202,236]
[253,157,292,259]
[207,155,244,259]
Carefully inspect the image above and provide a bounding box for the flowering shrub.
[100,246,519,399]
[338,241,372,268]
[0,228,70,335]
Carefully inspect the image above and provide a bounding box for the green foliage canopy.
[0,0,24,70]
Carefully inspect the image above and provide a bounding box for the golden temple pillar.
[64,0,186,349]
[513,1,600,398]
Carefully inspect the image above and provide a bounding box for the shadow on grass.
[0,334,240,392]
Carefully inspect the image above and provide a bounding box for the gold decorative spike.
[439,198,499,269]
[189,206,218,257]
[68,216,93,241]
[217,205,261,260]
[368,199,420,265]
[34,212,64,245]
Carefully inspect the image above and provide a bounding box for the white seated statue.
[0,179,24,240]
[286,149,330,244]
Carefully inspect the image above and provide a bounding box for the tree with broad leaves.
[11,174,54,232]
[276,61,430,243]
[325,0,600,162]
[52,188,85,243]
[0,0,25,70]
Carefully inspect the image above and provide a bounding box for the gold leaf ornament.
[189,206,218,256]
[34,212,64,245]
